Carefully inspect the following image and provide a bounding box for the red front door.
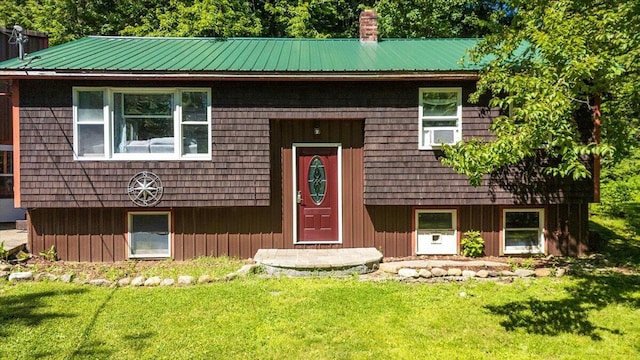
[296,147,339,242]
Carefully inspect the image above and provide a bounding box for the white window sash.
[418,87,462,150]
[503,209,545,254]
[73,87,211,161]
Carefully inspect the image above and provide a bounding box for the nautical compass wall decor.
[127,171,164,207]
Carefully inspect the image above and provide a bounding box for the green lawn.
[1,273,639,359]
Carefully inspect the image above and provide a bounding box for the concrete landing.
[0,223,28,257]
[254,248,383,277]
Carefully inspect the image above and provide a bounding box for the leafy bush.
[460,230,484,257]
[600,181,632,217]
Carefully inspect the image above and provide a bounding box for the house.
[0,11,594,261]
[0,26,48,222]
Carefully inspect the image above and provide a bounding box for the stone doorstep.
[254,248,384,273]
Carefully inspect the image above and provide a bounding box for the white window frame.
[127,211,172,259]
[415,209,457,255]
[418,87,462,150]
[73,87,212,161]
[503,208,545,254]
[0,145,14,199]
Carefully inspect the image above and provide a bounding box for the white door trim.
[292,143,342,244]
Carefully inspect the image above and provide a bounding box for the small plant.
[40,245,58,261]
[460,230,484,258]
[520,257,535,270]
[507,257,535,271]
[0,241,9,261]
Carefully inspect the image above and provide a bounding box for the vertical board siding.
[28,203,588,261]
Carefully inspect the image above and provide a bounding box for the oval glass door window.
[308,156,327,205]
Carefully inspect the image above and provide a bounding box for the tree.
[441,0,640,186]
[374,0,511,38]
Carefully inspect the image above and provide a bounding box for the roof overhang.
[0,70,479,82]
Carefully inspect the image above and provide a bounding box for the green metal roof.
[0,36,483,76]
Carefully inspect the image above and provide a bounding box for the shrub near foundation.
[460,230,484,258]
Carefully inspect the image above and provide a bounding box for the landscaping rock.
[73,278,88,285]
[398,268,419,278]
[89,279,111,287]
[60,274,73,283]
[197,275,213,284]
[237,264,259,276]
[500,270,516,277]
[534,268,552,277]
[488,271,499,277]
[462,270,476,278]
[431,268,447,277]
[418,269,432,278]
[224,272,237,281]
[144,276,162,287]
[131,276,146,287]
[555,268,566,278]
[117,278,131,287]
[447,268,462,276]
[476,270,489,278]
[9,271,33,281]
[36,273,58,281]
[0,264,11,271]
[379,263,401,274]
[0,271,9,280]
[514,269,535,278]
[178,275,194,285]
[160,278,175,286]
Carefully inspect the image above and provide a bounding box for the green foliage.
[0,0,513,45]
[506,257,535,271]
[442,0,640,185]
[375,0,511,38]
[593,148,640,218]
[39,245,57,261]
[0,241,8,261]
[122,0,263,37]
[460,230,484,257]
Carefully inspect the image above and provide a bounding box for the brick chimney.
[359,9,378,43]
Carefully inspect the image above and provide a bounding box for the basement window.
[73,87,211,160]
[503,209,545,254]
[128,212,171,258]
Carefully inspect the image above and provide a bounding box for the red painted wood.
[297,147,339,242]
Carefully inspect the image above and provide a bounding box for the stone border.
[0,263,260,287]
[382,266,567,282]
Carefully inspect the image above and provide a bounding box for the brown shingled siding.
[18,80,270,208]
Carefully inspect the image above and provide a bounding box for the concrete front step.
[254,248,383,277]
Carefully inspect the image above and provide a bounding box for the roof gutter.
[0,70,479,82]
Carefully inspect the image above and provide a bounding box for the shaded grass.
[590,212,640,269]
[1,275,639,359]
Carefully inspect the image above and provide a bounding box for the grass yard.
[1,272,639,359]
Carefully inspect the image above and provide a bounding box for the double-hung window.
[503,209,545,254]
[419,88,462,149]
[73,88,211,160]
